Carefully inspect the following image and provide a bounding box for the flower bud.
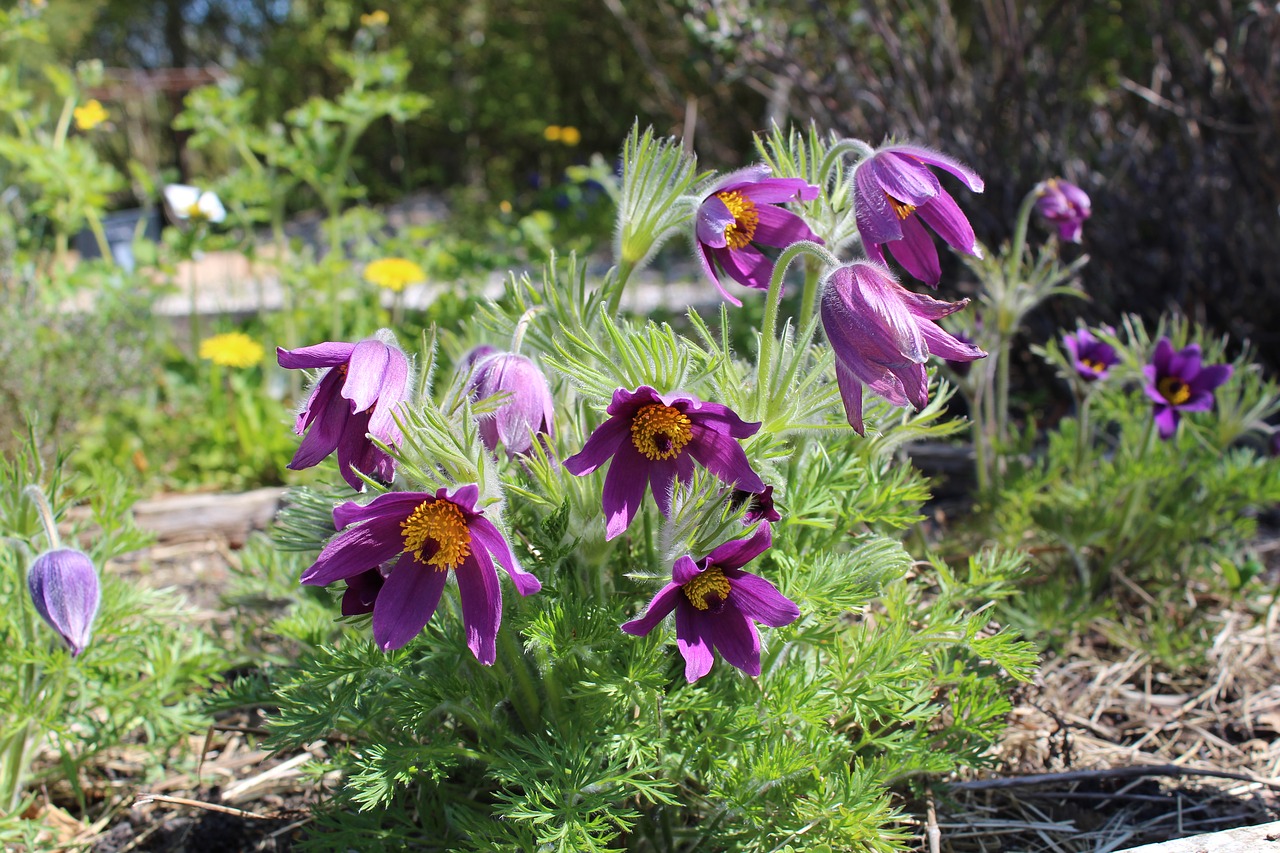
[28,549,101,656]
[1035,178,1091,243]
[465,352,555,456]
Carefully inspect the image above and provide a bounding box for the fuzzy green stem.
[605,258,635,317]
[510,307,540,354]
[1006,187,1041,284]
[816,137,875,186]
[22,486,59,551]
[794,255,823,335]
[755,241,837,420]
[83,210,113,265]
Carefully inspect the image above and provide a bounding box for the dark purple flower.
[1035,178,1092,243]
[300,485,541,660]
[821,262,986,435]
[695,165,821,306]
[1063,327,1117,381]
[621,523,798,682]
[277,332,410,491]
[341,567,386,616]
[853,144,984,287]
[730,484,780,526]
[463,351,555,457]
[28,548,100,656]
[1143,338,1233,440]
[564,387,766,540]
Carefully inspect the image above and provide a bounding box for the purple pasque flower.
[1063,326,1118,381]
[621,523,798,682]
[853,144,984,287]
[341,567,387,616]
[463,351,555,457]
[1035,178,1091,243]
[1143,337,1233,440]
[730,484,780,526]
[821,262,986,435]
[564,386,766,540]
[695,165,821,306]
[28,548,101,656]
[300,485,541,660]
[277,331,410,491]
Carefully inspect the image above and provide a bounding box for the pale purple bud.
[465,352,556,456]
[28,549,101,656]
[1035,178,1092,243]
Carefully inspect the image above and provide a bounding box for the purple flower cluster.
[1063,327,1118,382]
[1144,338,1232,439]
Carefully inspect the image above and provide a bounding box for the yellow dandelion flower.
[364,257,426,292]
[560,126,581,146]
[73,99,109,131]
[200,332,265,369]
[360,9,389,26]
[499,200,513,214]
[543,125,562,142]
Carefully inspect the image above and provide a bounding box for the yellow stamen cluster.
[682,567,732,611]
[199,332,265,369]
[1157,376,1192,406]
[74,99,108,131]
[885,193,917,221]
[360,9,389,27]
[630,404,694,461]
[1081,358,1107,374]
[364,257,426,292]
[716,191,760,249]
[401,499,473,571]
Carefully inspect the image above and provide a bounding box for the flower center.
[682,566,732,611]
[716,190,759,250]
[401,499,472,571]
[885,192,917,221]
[1081,358,1107,375]
[630,403,694,461]
[1157,376,1192,406]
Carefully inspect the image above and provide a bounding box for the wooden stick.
[133,792,273,820]
[951,764,1280,792]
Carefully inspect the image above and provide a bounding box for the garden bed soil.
[25,490,1280,851]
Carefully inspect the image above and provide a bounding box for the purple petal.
[471,516,541,595]
[706,164,772,195]
[563,415,629,476]
[371,554,448,651]
[705,522,773,571]
[834,358,866,435]
[696,195,734,249]
[918,189,981,258]
[712,245,774,292]
[886,215,943,287]
[443,484,480,514]
[294,367,345,435]
[620,582,683,636]
[737,176,821,204]
[899,289,970,322]
[1190,363,1232,394]
[1177,391,1217,413]
[366,347,410,440]
[698,243,742,307]
[1154,405,1180,439]
[301,516,406,586]
[602,442,651,540]
[333,491,432,530]
[687,401,761,439]
[341,568,385,616]
[854,165,905,247]
[705,607,762,676]
[335,410,380,490]
[920,322,987,363]
[647,457,680,517]
[671,554,702,585]
[870,152,941,206]
[343,339,392,413]
[687,426,765,493]
[725,569,799,627]
[455,549,502,665]
[675,604,716,682]
[752,204,820,250]
[1151,338,1174,375]
[277,341,355,370]
[893,362,931,411]
[288,389,350,471]
[883,145,984,192]
[1167,344,1203,383]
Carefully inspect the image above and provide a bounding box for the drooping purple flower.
[277,331,410,491]
[853,144,984,287]
[1143,338,1233,440]
[463,351,555,457]
[28,548,101,657]
[1063,327,1118,381]
[1035,178,1092,243]
[695,166,822,306]
[821,262,986,435]
[300,485,541,660]
[621,523,798,682]
[564,387,766,540]
[341,567,387,616]
[730,484,780,527]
